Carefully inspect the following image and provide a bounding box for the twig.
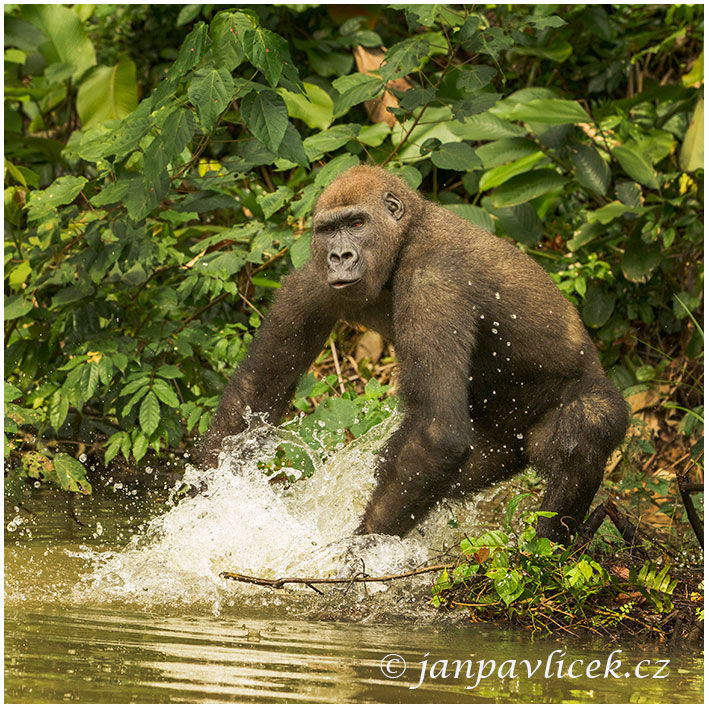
[677,461,704,548]
[329,337,346,394]
[220,563,450,590]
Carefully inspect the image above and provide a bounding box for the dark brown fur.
[197,165,629,543]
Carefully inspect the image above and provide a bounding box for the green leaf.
[278,83,333,130]
[23,4,96,80]
[314,154,360,190]
[475,137,539,169]
[586,201,647,225]
[242,26,287,88]
[582,284,616,328]
[139,391,160,436]
[571,143,610,195]
[177,4,201,26]
[381,36,430,82]
[680,96,703,171]
[152,379,180,408]
[621,240,662,283]
[491,169,565,208]
[144,108,195,184]
[188,65,235,131]
[173,21,207,74]
[449,112,527,140]
[76,54,138,128]
[26,175,87,221]
[303,124,361,160]
[52,454,91,494]
[257,186,294,219]
[480,151,545,191]
[567,222,603,251]
[456,65,497,91]
[4,295,32,321]
[290,233,312,269]
[132,432,149,462]
[612,145,660,189]
[156,365,184,379]
[241,89,289,153]
[332,74,383,116]
[494,203,543,246]
[276,122,309,167]
[48,390,69,431]
[211,10,249,71]
[506,99,589,125]
[430,142,482,170]
[444,204,494,233]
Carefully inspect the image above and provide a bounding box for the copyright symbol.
[380,654,406,678]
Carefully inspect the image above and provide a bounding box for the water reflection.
[5,606,703,703]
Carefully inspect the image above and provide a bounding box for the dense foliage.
[4,5,703,527]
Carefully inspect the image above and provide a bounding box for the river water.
[4,420,704,703]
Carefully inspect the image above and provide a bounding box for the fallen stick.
[220,564,451,590]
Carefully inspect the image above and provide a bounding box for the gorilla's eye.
[351,219,364,229]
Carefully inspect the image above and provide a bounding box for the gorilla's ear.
[384,192,405,221]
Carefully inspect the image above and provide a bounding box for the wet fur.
[197,165,629,543]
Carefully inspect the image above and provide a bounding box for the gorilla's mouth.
[330,277,361,289]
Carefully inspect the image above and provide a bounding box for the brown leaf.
[355,330,384,364]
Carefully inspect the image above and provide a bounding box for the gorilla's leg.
[524,377,628,543]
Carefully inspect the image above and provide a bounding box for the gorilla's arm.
[357,276,476,536]
[196,264,336,468]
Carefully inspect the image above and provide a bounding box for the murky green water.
[5,474,704,704]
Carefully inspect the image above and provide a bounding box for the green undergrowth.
[431,494,702,641]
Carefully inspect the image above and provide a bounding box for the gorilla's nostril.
[341,251,355,262]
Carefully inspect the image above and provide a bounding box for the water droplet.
[78,453,87,463]
[495,292,500,299]
[511,314,517,319]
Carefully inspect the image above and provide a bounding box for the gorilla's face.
[312,192,405,301]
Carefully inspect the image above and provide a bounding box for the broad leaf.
[622,240,662,283]
[279,83,333,130]
[582,284,616,328]
[241,90,288,152]
[491,169,565,207]
[188,65,235,130]
[506,98,589,125]
[139,391,161,436]
[23,4,96,80]
[612,145,660,189]
[571,143,610,195]
[430,142,482,170]
[52,454,91,494]
[77,54,138,128]
[444,204,495,233]
[332,74,383,116]
[26,176,87,221]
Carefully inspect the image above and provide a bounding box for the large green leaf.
[582,284,616,328]
[479,151,545,190]
[505,98,589,125]
[52,454,91,494]
[26,175,87,221]
[23,4,96,80]
[391,106,460,161]
[211,10,249,71]
[571,143,611,195]
[76,54,138,129]
[278,83,333,130]
[679,96,703,172]
[332,74,384,116]
[188,65,235,131]
[240,90,288,152]
[172,21,207,74]
[144,109,195,184]
[276,122,309,167]
[4,295,33,320]
[494,203,543,246]
[612,145,660,189]
[139,391,161,436]
[303,124,361,160]
[381,36,430,82]
[242,26,287,88]
[430,142,482,170]
[586,201,648,225]
[444,204,494,233]
[475,137,539,169]
[491,169,565,207]
[449,112,527,140]
[258,186,294,219]
[622,240,662,283]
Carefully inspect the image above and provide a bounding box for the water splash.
[71,413,501,614]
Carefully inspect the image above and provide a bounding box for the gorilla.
[196,164,628,543]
